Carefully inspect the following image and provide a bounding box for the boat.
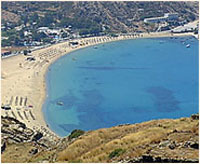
[186,44,190,48]
[57,101,64,106]
[94,46,98,49]
[72,57,76,61]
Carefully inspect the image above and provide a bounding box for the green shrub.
[68,129,85,140]
[108,148,126,159]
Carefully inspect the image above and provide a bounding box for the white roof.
[38,27,49,30]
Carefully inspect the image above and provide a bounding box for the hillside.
[1,1,198,48]
[1,114,199,163]
[2,1,199,32]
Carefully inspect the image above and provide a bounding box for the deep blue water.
[43,36,199,137]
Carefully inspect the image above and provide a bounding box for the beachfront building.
[24,31,32,37]
[69,41,79,46]
[171,21,199,33]
[38,27,49,33]
[164,13,179,20]
[1,50,11,57]
[144,13,179,23]
[38,27,61,35]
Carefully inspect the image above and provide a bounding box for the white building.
[37,27,61,35]
[37,27,49,33]
[172,21,199,33]
[47,29,60,35]
[15,24,25,31]
[144,13,179,23]
[24,31,32,36]
[164,13,179,20]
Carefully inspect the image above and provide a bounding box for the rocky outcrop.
[1,116,34,144]
[129,155,199,163]
[184,141,199,149]
[1,141,6,153]
[29,148,38,155]
[1,116,58,154]
[191,114,199,120]
[122,128,199,163]
[32,132,43,141]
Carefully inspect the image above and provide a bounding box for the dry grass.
[56,117,198,162]
[2,117,198,163]
[1,142,35,163]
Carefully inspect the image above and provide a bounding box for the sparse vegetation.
[55,116,198,163]
[1,1,199,47]
[108,148,126,159]
[68,129,85,141]
[1,115,199,163]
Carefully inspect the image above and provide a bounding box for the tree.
[61,32,68,38]
[22,15,29,25]
[39,13,55,26]
[89,26,102,35]
[79,29,90,35]
[68,129,84,141]
[31,13,39,22]
[32,31,47,41]
[1,39,11,47]
[19,30,24,38]
[109,149,126,159]
[24,50,28,55]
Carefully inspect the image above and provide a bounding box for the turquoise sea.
[43,36,199,137]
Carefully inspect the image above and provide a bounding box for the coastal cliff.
[1,114,199,163]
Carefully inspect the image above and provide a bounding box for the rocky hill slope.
[1,1,199,32]
[1,114,199,163]
[1,1,198,48]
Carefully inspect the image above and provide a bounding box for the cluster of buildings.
[144,13,179,23]
[23,26,74,46]
[1,25,81,57]
[37,27,64,36]
[171,21,199,33]
[1,11,198,58]
[143,12,199,34]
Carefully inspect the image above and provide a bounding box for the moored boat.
[186,44,190,48]
[57,101,64,106]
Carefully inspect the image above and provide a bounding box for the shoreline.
[1,31,196,138]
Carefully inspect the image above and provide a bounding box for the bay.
[43,36,199,137]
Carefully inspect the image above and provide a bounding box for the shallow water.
[43,36,199,137]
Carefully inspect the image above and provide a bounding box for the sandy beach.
[1,31,196,138]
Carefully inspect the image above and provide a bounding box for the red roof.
[1,49,11,54]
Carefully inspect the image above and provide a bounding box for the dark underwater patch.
[53,93,79,110]
[77,89,104,112]
[78,66,149,70]
[146,86,180,112]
